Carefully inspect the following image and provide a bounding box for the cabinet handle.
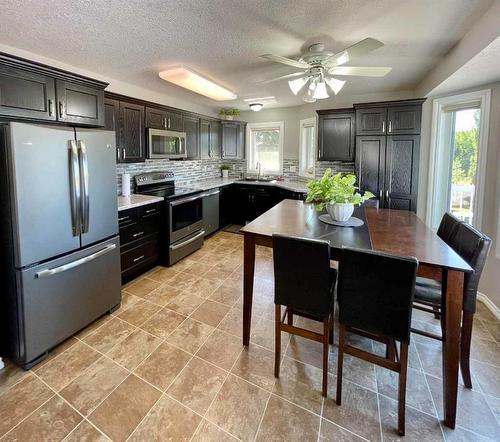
[118,216,129,221]
[58,101,65,117]
[145,208,156,214]
[388,121,392,133]
[133,231,144,238]
[122,148,126,160]
[117,147,121,161]
[385,190,389,199]
[168,118,171,129]
[379,189,383,199]
[133,255,145,263]
[48,99,54,116]
[382,121,385,133]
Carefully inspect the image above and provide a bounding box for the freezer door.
[76,129,119,246]
[18,236,121,365]
[7,123,81,268]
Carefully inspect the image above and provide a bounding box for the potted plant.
[221,164,231,178]
[218,108,240,120]
[305,169,374,222]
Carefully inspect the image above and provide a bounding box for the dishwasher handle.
[203,189,220,197]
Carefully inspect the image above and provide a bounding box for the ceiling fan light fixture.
[249,103,263,112]
[325,77,346,95]
[158,66,237,101]
[302,88,316,103]
[288,77,308,95]
[312,81,329,99]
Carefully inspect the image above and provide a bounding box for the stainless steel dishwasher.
[203,188,220,236]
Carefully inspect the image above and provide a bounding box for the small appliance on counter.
[135,171,204,265]
[122,173,131,196]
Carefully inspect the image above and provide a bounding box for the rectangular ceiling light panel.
[159,66,237,101]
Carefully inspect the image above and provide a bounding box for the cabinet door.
[237,122,246,159]
[119,101,145,162]
[355,107,387,135]
[222,122,239,158]
[0,66,56,121]
[104,98,120,162]
[219,185,234,228]
[318,112,355,161]
[252,187,275,218]
[356,136,386,206]
[145,106,168,129]
[184,114,199,159]
[210,120,222,158]
[385,135,420,212]
[166,111,183,131]
[199,119,211,159]
[387,106,422,135]
[56,80,104,126]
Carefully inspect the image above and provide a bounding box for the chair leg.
[329,304,334,345]
[398,342,409,437]
[336,324,346,405]
[274,304,281,378]
[386,338,396,362]
[287,307,293,326]
[322,319,329,397]
[460,311,474,389]
[433,305,441,320]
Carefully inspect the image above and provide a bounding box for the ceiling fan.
[259,38,392,102]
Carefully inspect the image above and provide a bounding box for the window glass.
[299,118,316,178]
[247,122,283,174]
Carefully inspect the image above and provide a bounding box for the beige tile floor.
[0,231,499,441]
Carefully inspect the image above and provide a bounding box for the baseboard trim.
[477,291,500,320]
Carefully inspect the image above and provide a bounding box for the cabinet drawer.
[139,203,160,219]
[118,208,138,228]
[120,235,159,274]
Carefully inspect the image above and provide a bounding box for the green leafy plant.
[305,169,374,211]
[220,164,232,171]
[218,108,240,117]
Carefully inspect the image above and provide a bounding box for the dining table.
[240,200,473,429]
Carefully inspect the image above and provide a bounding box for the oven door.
[168,194,203,243]
[147,129,187,159]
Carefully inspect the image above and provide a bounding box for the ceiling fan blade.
[328,66,392,77]
[260,54,310,69]
[258,72,309,85]
[326,38,384,67]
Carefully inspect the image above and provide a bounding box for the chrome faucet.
[256,161,261,180]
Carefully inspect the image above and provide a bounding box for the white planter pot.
[327,203,354,222]
[224,115,234,120]
[221,169,229,178]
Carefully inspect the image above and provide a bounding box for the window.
[427,90,490,230]
[299,118,316,179]
[246,121,283,174]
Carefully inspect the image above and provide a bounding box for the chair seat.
[414,284,442,306]
[416,276,441,290]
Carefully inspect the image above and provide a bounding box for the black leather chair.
[412,221,491,388]
[336,247,418,436]
[273,234,337,397]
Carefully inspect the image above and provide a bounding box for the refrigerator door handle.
[78,140,90,233]
[69,140,81,236]
[35,244,117,278]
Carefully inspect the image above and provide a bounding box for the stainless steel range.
[135,171,205,265]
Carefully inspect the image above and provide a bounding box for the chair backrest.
[337,247,418,343]
[362,199,380,209]
[273,234,332,319]
[437,212,462,243]
[448,223,492,312]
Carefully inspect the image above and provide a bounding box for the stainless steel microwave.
[147,128,187,159]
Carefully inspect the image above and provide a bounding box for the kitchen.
[0,1,500,441]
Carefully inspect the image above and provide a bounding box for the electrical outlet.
[290,165,297,173]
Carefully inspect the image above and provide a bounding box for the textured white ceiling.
[0,0,494,110]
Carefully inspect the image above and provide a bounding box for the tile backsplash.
[116,158,355,194]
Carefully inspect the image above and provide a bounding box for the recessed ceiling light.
[158,66,237,101]
[249,103,263,112]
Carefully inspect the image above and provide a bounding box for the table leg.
[442,269,464,429]
[243,232,256,346]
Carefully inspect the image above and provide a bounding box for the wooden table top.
[241,200,472,273]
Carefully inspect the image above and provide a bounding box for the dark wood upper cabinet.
[222,121,245,159]
[145,106,168,129]
[119,101,145,163]
[166,110,183,131]
[56,80,104,126]
[387,106,422,135]
[104,98,120,161]
[385,135,420,211]
[199,119,222,159]
[184,114,199,159]
[211,120,222,158]
[0,65,56,121]
[317,110,355,161]
[355,107,387,135]
[199,119,211,159]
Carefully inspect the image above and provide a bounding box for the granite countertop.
[117,194,164,211]
[192,177,309,194]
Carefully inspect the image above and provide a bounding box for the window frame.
[298,117,317,179]
[246,121,284,174]
[426,89,491,230]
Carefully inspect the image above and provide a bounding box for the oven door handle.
[170,230,206,251]
[169,194,202,207]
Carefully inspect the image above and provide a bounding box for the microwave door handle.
[78,141,90,233]
[69,140,81,236]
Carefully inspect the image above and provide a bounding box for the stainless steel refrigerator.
[0,122,121,369]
